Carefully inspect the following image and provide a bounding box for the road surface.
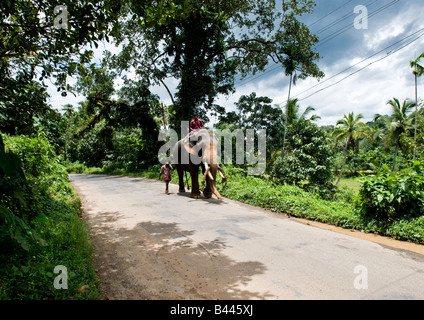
[70,174,424,300]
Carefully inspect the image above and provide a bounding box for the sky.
[47,0,424,127]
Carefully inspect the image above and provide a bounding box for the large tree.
[218,92,283,162]
[271,119,335,198]
[111,0,324,133]
[71,61,162,168]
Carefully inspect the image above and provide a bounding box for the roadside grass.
[66,163,424,245]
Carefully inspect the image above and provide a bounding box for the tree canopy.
[0,0,124,91]
[111,0,324,131]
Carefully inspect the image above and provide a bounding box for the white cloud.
[363,19,406,52]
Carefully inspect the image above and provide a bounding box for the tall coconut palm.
[281,71,295,160]
[272,98,320,159]
[410,53,424,161]
[332,112,367,185]
[284,98,321,125]
[280,46,325,159]
[379,98,416,171]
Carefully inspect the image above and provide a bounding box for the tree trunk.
[354,136,359,154]
[392,143,399,172]
[281,73,293,160]
[413,72,418,162]
[336,138,349,185]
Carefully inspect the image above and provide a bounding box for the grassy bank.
[66,163,424,245]
[0,135,99,299]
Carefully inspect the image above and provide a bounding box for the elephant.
[172,129,227,199]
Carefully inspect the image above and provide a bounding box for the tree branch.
[159,78,176,106]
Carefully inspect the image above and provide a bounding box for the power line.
[294,28,424,102]
[314,0,378,36]
[234,0,399,89]
[307,0,354,28]
[234,1,365,88]
[316,0,399,48]
[291,28,424,100]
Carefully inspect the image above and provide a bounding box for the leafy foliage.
[0,133,99,299]
[217,92,284,162]
[68,72,162,169]
[357,161,424,221]
[332,112,368,185]
[376,98,416,171]
[0,66,52,135]
[0,135,44,251]
[271,120,335,198]
[0,0,123,92]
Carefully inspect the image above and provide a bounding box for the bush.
[333,185,357,204]
[0,133,99,299]
[65,161,88,174]
[356,161,424,221]
[271,121,335,199]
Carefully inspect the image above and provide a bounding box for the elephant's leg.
[190,166,201,198]
[203,176,212,199]
[176,165,185,193]
[201,163,213,198]
[199,163,210,197]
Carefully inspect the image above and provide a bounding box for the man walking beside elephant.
[159,161,173,194]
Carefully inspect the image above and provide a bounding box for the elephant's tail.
[184,171,190,190]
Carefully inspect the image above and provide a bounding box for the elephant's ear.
[182,141,197,156]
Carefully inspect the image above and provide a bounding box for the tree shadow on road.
[86,211,273,300]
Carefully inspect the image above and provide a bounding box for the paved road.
[70,174,424,299]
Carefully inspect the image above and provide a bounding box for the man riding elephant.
[189,115,204,133]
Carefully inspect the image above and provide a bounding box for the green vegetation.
[0,133,99,299]
[337,178,361,193]
[357,161,424,221]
